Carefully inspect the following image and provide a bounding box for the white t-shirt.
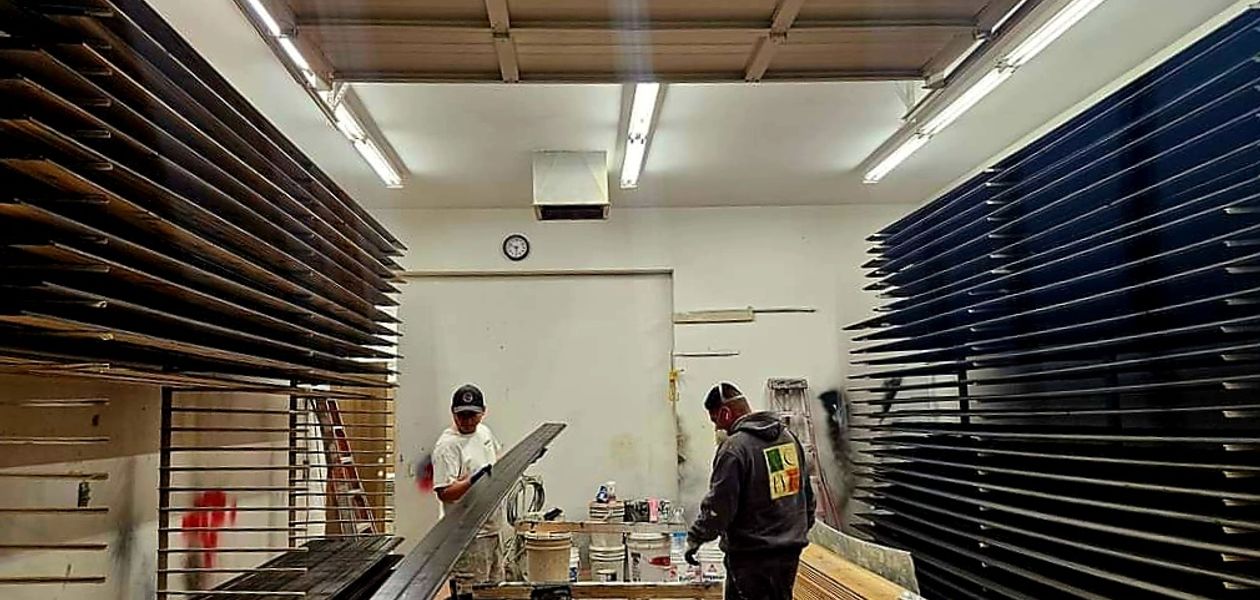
[432,423,504,537]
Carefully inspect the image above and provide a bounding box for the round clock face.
[503,234,530,261]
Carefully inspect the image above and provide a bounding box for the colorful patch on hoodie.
[764,443,802,500]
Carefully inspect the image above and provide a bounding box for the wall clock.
[502,234,530,261]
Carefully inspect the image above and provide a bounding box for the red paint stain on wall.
[180,490,238,567]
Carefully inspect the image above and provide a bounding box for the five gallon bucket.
[627,532,671,582]
[524,533,573,582]
[589,545,626,581]
[588,501,626,548]
[697,542,726,582]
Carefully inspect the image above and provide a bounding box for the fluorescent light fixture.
[277,38,310,71]
[1004,0,1106,68]
[620,82,661,189]
[333,104,366,141]
[627,82,660,139]
[989,0,1031,34]
[862,0,1106,183]
[919,69,1012,136]
[354,138,403,188]
[864,135,929,184]
[242,0,404,188]
[621,139,648,189]
[334,102,403,188]
[243,0,283,37]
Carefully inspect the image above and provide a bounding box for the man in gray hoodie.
[686,381,815,600]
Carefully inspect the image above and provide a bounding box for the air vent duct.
[532,151,609,221]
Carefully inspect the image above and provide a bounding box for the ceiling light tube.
[354,138,403,189]
[333,104,366,141]
[243,0,283,37]
[919,69,1012,136]
[864,135,929,184]
[621,139,648,189]
[277,38,311,71]
[620,82,661,189]
[1004,0,1106,68]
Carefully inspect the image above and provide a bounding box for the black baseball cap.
[452,384,486,414]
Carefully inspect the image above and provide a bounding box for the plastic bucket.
[524,533,573,582]
[595,568,620,582]
[589,545,626,582]
[627,532,670,582]
[697,542,726,582]
[569,546,580,582]
[588,501,626,548]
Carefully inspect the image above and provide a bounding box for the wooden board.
[795,544,923,600]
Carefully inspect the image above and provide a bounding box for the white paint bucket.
[698,542,726,582]
[627,532,671,582]
[595,568,620,582]
[588,500,626,548]
[524,533,573,583]
[569,546,580,582]
[589,545,626,582]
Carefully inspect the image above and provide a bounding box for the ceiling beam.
[744,0,807,82]
[924,0,1042,87]
[335,69,925,85]
[977,0,1043,33]
[484,0,519,83]
[295,18,977,36]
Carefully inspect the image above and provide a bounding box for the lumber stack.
[794,545,920,600]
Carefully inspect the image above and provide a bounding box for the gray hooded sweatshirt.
[688,411,816,555]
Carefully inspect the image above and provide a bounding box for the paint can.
[589,544,626,581]
[595,568,620,582]
[569,546,580,582]
[588,500,626,548]
[627,532,671,582]
[698,542,726,582]
[523,532,573,583]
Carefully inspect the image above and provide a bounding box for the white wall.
[378,204,911,536]
[395,275,676,549]
[0,376,160,600]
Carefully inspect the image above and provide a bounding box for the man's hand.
[469,464,492,485]
[684,540,701,566]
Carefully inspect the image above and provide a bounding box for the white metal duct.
[532,151,610,221]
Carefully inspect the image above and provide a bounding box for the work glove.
[469,464,493,485]
[684,540,701,566]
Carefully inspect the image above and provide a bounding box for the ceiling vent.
[532,151,609,221]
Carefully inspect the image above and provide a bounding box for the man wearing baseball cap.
[433,384,505,596]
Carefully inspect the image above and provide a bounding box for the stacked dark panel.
[847,9,1260,599]
[0,0,404,386]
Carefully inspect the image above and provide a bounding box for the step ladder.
[309,397,378,535]
[768,378,840,527]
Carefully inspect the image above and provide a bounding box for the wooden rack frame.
[0,0,403,385]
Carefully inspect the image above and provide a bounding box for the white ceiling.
[148,0,1241,210]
